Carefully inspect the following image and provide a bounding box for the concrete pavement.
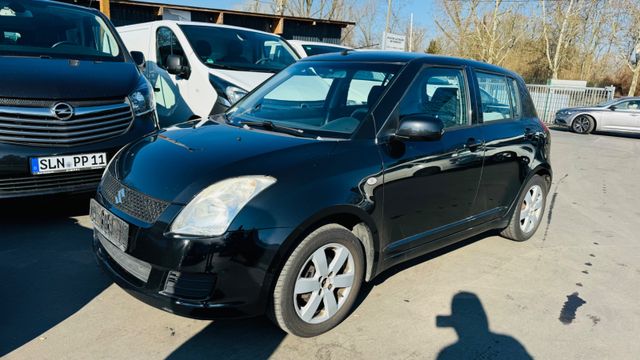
[1,129,639,359]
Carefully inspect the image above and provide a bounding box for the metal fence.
[526,84,615,124]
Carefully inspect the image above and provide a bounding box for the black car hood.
[0,57,139,100]
[113,121,337,203]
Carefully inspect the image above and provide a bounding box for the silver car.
[554,97,640,134]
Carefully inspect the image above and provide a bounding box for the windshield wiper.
[239,120,305,137]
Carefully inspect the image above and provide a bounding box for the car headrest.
[431,87,458,104]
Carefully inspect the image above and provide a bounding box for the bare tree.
[540,0,586,79]
[435,0,480,58]
[618,0,640,95]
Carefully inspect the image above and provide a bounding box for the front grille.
[101,171,169,223]
[0,99,134,146]
[0,170,103,196]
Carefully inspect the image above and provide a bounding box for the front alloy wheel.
[571,115,593,134]
[271,224,364,337]
[293,243,355,324]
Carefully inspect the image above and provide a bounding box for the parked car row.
[4,0,553,338]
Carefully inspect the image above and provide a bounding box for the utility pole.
[100,0,111,18]
[385,0,392,33]
[383,0,392,50]
[409,12,413,52]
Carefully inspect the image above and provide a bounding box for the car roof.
[288,40,350,48]
[302,51,520,78]
[38,0,100,13]
[118,20,280,37]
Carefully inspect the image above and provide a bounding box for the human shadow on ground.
[0,194,111,356]
[436,291,533,360]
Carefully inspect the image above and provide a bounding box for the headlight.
[128,76,155,116]
[170,176,276,236]
[209,74,248,107]
[225,86,248,104]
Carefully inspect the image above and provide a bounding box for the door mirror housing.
[394,114,444,141]
[130,51,145,68]
[166,54,190,78]
[609,105,617,111]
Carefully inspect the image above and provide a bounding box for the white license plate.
[90,199,129,252]
[30,153,107,175]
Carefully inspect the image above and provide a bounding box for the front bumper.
[92,191,293,319]
[553,114,573,127]
[0,112,157,199]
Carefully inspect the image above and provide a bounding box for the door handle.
[464,138,484,152]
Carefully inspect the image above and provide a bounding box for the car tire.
[270,224,365,337]
[571,115,594,134]
[501,175,548,242]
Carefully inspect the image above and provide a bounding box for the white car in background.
[118,21,299,127]
[288,40,351,58]
[554,97,640,134]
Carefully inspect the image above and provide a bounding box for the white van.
[117,21,299,126]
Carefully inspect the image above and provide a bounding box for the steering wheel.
[255,58,271,65]
[51,41,76,49]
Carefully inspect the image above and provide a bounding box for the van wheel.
[501,175,547,242]
[270,224,364,337]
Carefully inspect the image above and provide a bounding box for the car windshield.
[226,61,401,138]
[180,25,298,73]
[303,44,347,56]
[595,99,618,107]
[0,0,123,61]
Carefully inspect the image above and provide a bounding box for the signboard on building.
[382,32,406,52]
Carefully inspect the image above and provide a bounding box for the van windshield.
[179,24,298,73]
[0,0,123,61]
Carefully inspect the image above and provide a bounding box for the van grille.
[101,171,169,224]
[0,99,134,146]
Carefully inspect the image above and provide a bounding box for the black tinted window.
[0,0,122,61]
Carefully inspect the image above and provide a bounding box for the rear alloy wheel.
[271,224,364,337]
[501,175,548,241]
[571,115,594,134]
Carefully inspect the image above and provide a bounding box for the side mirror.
[394,114,444,141]
[609,105,617,111]
[130,51,145,68]
[166,54,189,77]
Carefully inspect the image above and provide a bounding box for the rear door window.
[476,72,519,122]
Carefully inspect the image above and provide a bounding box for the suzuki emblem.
[115,188,126,205]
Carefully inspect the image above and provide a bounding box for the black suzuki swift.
[92,51,551,337]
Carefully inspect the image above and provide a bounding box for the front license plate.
[30,152,107,175]
[90,199,129,252]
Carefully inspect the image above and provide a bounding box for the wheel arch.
[267,206,381,288]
